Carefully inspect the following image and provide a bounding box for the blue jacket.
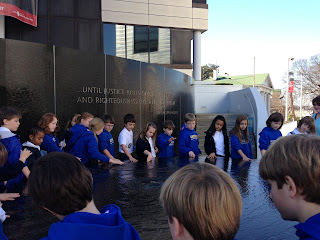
[98,129,116,158]
[230,132,252,159]
[178,128,201,156]
[66,124,109,164]
[41,133,63,153]
[295,212,320,240]
[0,222,8,240]
[259,127,282,151]
[157,133,175,157]
[41,204,141,240]
[0,127,25,187]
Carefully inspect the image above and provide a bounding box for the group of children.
[1,104,320,239]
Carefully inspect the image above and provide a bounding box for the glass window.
[103,23,116,56]
[134,26,149,54]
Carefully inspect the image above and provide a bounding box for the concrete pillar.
[193,31,201,81]
[0,16,4,39]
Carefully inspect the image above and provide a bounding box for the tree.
[282,53,320,119]
[201,64,219,80]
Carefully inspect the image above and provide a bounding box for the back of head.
[0,106,21,126]
[259,134,320,204]
[89,118,105,132]
[28,152,93,215]
[124,113,136,124]
[266,112,284,129]
[184,113,195,123]
[160,163,242,240]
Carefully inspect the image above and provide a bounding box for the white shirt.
[213,131,225,156]
[148,137,156,157]
[118,127,133,153]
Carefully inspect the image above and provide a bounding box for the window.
[134,26,158,53]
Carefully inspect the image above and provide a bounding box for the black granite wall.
[0,39,193,151]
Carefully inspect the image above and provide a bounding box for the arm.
[42,135,63,153]
[178,132,194,156]
[102,149,124,165]
[121,144,138,162]
[231,134,250,160]
[204,132,216,156]
[258,131,270,151]
[22,166,30,178]
[87,135,110,163]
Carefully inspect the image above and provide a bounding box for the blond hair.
[160,163,242,240]
[89,118,105,141]
[259,134,320,204]
[184,113,196,122]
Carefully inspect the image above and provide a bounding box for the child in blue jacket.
[98,115,122,164]
[259,112,283,156]
[0,106,30,188]
[260,135,320,240]
[28,152,141,240]
[178,113,201,158]
[157,120,176,158]
[230,115,252,162]
[38,113,63,153]
[66,113,111,165]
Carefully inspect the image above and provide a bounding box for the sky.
[201,0,320,89]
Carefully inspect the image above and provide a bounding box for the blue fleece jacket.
[157,133,175,157]
[0,127,25,188]
[259,127,282,151]
[41,204,141,240]
[41,133,63,153]
[66,124,109,164]
[178,128,201,156]
[230,132,253,159]
[98,129,116,158]
[295,212,320,240]
[0,222,8,240]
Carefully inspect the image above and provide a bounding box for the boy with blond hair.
[178,113,201,158]
[160,163,242,240]
[259,134,320,239]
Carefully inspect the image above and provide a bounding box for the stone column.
[193,31,201,81]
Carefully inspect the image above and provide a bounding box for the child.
[259,112,283,156]
[259,134,320,239]
[0,143,31,182]
[22,126,45,171]
[230,115,252,162]
[28,152,141,240]
[66,114,112,165]
[62,113,80,145]
[89,118,123,165]
[118,114,138,162]
[287,116,315,135]
[136,122,158,162]
[312,95,320,136]
[204,115,230,165]
[178,113,201,158]
[98,115,123,164]
[159,163,242,240]
[0,106,30,187]
[38,113,63,153]
[157,120,176,158]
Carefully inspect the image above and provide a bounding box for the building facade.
[1,0,208,78]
